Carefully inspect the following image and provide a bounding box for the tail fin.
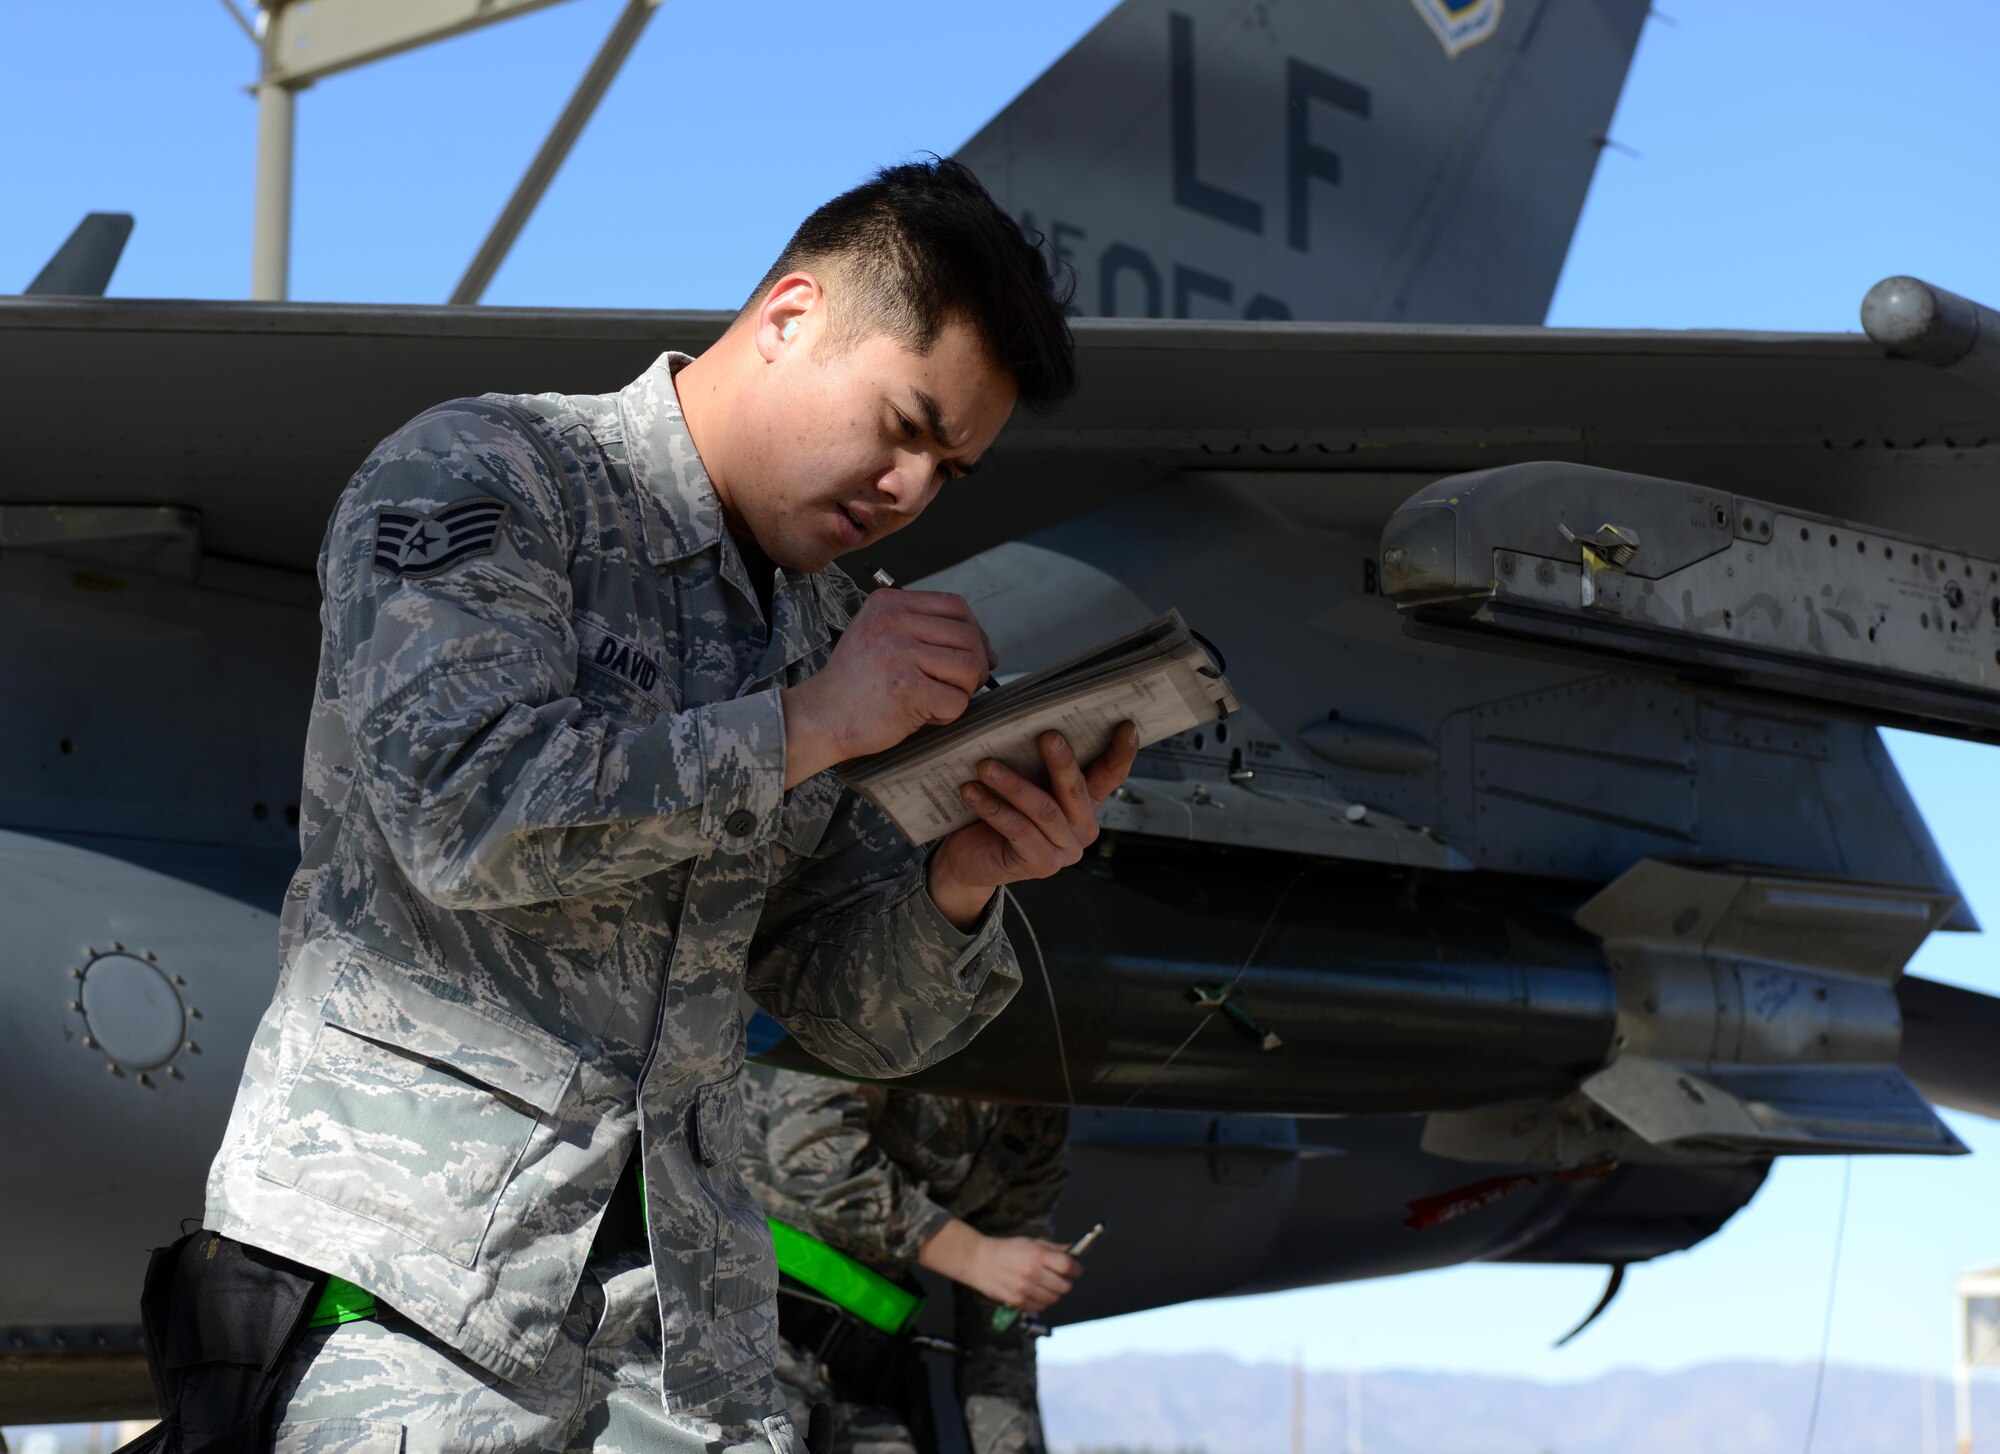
[957,0,1647,323]
[26,213,135,297]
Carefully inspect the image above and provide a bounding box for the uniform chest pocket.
[258,946,579,1268]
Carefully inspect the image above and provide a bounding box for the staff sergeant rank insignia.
[373,497,511,579]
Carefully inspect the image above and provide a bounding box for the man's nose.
[878,450,936,511]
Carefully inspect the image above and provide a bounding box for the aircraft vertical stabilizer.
[957,0,1649,323]
[24,213,134,297]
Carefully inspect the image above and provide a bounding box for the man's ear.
[755,272,822,362]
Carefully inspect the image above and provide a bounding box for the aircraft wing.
[12,297,2000,1420]
[9,298,2000,582]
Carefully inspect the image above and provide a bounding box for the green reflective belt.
[307,1275,378,1328]
[768,1219,923,1337]
[305,1165,647,1327]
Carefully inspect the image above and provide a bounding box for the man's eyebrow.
[909,388,962,451]
[909,386,984,476]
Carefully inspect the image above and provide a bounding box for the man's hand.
[925,724,1140,929]
[919,1220,1081,1314]
[780,589,995,789]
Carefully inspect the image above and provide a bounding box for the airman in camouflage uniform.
[741,1064,1075,1454]
[193,159,1132,1453]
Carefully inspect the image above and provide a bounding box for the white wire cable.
[1115,867,1306,1110]
[1003,886,1076,1107]
[1802,1156,1854,1454]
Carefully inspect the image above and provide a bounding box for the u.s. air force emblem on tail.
[373,497,510,578]
[1409,0,1503,57]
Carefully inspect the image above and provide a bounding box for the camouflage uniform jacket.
[202,352,1021,1409]
[740,1064,1069,1454]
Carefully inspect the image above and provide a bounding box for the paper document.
[837,610,1237,846]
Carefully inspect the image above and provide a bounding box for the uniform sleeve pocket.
[693,1072,775,1321]
[257,944,579,1267]
[691,1075,744,1167]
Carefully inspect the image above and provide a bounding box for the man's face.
[725,313,1018,574]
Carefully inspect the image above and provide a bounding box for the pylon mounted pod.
[1575,856,1962,1158]
[1378,462,2000,741]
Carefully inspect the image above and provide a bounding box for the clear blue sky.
[8,0,2000,1390]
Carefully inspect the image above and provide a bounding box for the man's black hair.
[749,156,1078,414]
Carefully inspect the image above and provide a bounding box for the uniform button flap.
[724,808,756,837]
[319,944,579,1115]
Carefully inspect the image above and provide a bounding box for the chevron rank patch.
[373,497,510,579]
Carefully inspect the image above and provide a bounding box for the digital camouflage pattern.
[273,1250,807,1453]
[740,1064,1068,1454]
[203,351,1021,1420]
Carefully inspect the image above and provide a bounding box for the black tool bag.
[777,1284,939,1451]
[118,1231,329,1454]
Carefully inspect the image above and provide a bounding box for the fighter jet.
[6,0,2000,1425]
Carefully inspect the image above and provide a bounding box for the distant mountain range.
[1039,1353,1995,1454]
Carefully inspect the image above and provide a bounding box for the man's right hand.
[965,1233,1082,1315]
[781,588,996,788]
[919,1218,1081,1314]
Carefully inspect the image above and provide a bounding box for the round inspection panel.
[70,948,196,1081]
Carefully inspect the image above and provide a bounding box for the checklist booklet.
[837,610,1237,845]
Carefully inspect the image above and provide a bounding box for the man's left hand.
[926,723,1140,930]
